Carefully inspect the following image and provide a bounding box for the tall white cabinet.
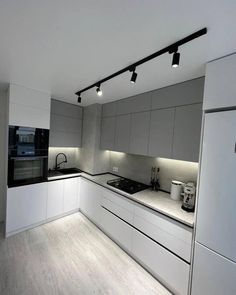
[8,84,51,129]
[192,54,236,294]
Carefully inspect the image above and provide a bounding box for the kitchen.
[0,1,236,295]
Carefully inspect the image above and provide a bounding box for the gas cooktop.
[107,178,149,194]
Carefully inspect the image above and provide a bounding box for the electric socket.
[113,166,119,173]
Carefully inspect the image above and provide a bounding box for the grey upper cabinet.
[115,114,131,152]
[148,108,175,158]
[50,99,83,147]
[172,103,202,162]
[151,77,204,110]
[102,101,117,117]
[117,92,151,115]
[100,116,116,150]
[100,79,203,161]
[129,111,150,156]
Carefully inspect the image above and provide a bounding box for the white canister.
[170,180,183,201]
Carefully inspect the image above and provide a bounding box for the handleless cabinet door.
[148,108,175,158]
[100,116,116,150]
[115,114,131,152]
[203,54,236,110]
[79,178,102,225]
[63,178,78,213]
[47,180,64,219]
[129,111,150,156]
[6,183,48,234]
[50,99,83,147]
[172,103,202,162]
[196,110,236,262]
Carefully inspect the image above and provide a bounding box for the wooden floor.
[0,213,170,295]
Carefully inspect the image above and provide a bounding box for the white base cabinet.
[47,178,80,220]
[132,230,190,295]
[79,180,192,295]
[100,207,133,252]
[133,205,192,262]
[6,182,48,234]
[47,180,64,219]
[63,178,79,213]
[79,178,102,225]
[6,177,80,236]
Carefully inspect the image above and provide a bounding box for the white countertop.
[48,172,194,227]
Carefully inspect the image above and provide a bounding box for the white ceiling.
[0,0,235,106]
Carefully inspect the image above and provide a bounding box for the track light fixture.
[130,68,137,83]
[171,49,180,68]
[77,93,81,103]
[96,85,102,96]
[75,28,207,103]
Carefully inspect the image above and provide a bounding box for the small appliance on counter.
[107,178,149,194]
[170,180,183,201]
[181,182,196,212]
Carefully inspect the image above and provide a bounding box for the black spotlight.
[172,51,180,68]
[96,85,102,96]
[130,68,138,83]
[77,94,81,103]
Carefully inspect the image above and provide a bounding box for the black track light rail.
[75,27,207,97]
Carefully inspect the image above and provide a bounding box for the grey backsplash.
[48,147,81,170]
[109,151,198,192]
[49,148,198,193]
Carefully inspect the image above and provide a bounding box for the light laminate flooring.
[0,213,170,295]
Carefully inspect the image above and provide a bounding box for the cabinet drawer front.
[134,206,192,262]
[101,189,134,224]
[132,230,189,295]
[100,207,132,252]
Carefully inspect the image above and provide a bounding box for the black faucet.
[55,153,67,170]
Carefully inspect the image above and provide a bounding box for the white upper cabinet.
[8,84,51,129]
[203,53,236,110]
[196,110,236,262]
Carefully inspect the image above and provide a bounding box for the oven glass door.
[9,126,49,157]
[8,156,48,187]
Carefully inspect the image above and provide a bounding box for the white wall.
[109,152,198,192]
[0,90,7,222]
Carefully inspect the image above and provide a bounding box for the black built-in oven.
[8,126,49,187]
